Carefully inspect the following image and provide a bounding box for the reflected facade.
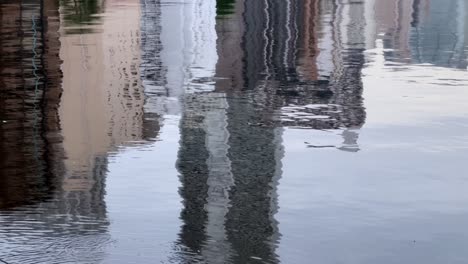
[174,0,367,262]
[371,0,468,69]
[0,0,159,263]
[0,0,62,209]
[1,0,467,263]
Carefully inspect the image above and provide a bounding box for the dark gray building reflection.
[175,0,367,263]
[176,92,283,264]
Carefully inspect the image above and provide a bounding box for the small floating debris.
[306,145,335,148]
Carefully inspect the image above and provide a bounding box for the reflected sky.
[1,0,468,263]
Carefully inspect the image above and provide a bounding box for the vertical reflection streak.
[31,15,41,165]
[284,0,291,69]
[263,0,270,79]
[201,94,233,263]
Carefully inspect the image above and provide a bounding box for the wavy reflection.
[372,0,467,69]
[0,1,110,263]
[174,0,367,262]
[0,0,159,262]
[0,0,62,210]
[1,0,467,263]
[239,0,366,151]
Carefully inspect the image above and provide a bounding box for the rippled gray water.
[1,0,468,263]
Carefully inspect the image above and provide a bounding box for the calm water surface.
[1,0,468,263]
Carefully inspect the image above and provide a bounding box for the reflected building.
[171,0,238,262]
[171,0,281,262]
[174,0,368,261]
[214,0,244,92]
[0,0,63,208]
[58,0,159,209]
[369,0,414,63]
[176,77,283,263]
[222,2,284,262]
[177,92,235,263]
[409,0,467,68]
[287,0,366,151]
[0,0,108,262]
[240,0,367,151]
[54,0,162,230]
[371,0,468,69]
[0,0,159,262]
[140,0,168,117]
